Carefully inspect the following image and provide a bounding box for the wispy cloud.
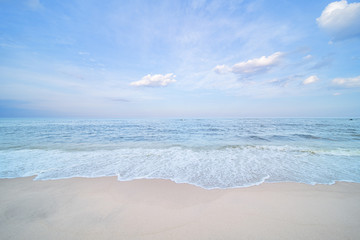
[26,0,43,10]
[130,73,176,87]
[107,97,130,102]
[0,61,151,114]
[0,42,26,49]
[78,51,90,55]
[332,75,360,87]
[213,65,231,74]
[231,52,284,74]
[1,0,359,117]
[268,74,304,87]
[310,56,333,70]
[303,54,313,60]
[317,0,360,40]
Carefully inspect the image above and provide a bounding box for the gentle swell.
[1,118,359,189]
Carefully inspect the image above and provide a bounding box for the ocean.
[0,118,359,189]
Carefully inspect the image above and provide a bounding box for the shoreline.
[1,176,360,239]
[3,175,359,190]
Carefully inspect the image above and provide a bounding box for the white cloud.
[303,75,319,85]
[303,54,313,60]
[213,65,230,74]
[130,73,176,87]
[332,75,360,87]
[317,0,360,40]
[232,52,284,74]
[214,52,284,75]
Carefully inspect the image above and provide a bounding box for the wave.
[1,118,359,189]
[292,134,321,139]
[1,143,360,155]
[1,144,360,189]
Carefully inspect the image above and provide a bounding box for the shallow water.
[1,118,359,188]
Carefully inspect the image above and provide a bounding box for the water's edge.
[1,118,359,189]
[1,174,359,190]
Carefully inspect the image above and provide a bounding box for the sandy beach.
[0,177,359,240]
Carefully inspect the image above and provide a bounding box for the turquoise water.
[0,118,359,188]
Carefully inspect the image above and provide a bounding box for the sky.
[0,0,360,118]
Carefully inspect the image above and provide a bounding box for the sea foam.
[0,118,359,189]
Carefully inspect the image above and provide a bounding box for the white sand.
[1,177,360,240]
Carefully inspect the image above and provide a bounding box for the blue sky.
[0,0,360,118]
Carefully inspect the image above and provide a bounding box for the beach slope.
[1,177,359,240]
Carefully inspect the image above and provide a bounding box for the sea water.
[0,118,359,189]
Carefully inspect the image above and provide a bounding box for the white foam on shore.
[1,118,359,189]
[1,144,360,189]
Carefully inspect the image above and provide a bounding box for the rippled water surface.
[1,118,359,188]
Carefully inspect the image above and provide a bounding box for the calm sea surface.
[0,118,359,189]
